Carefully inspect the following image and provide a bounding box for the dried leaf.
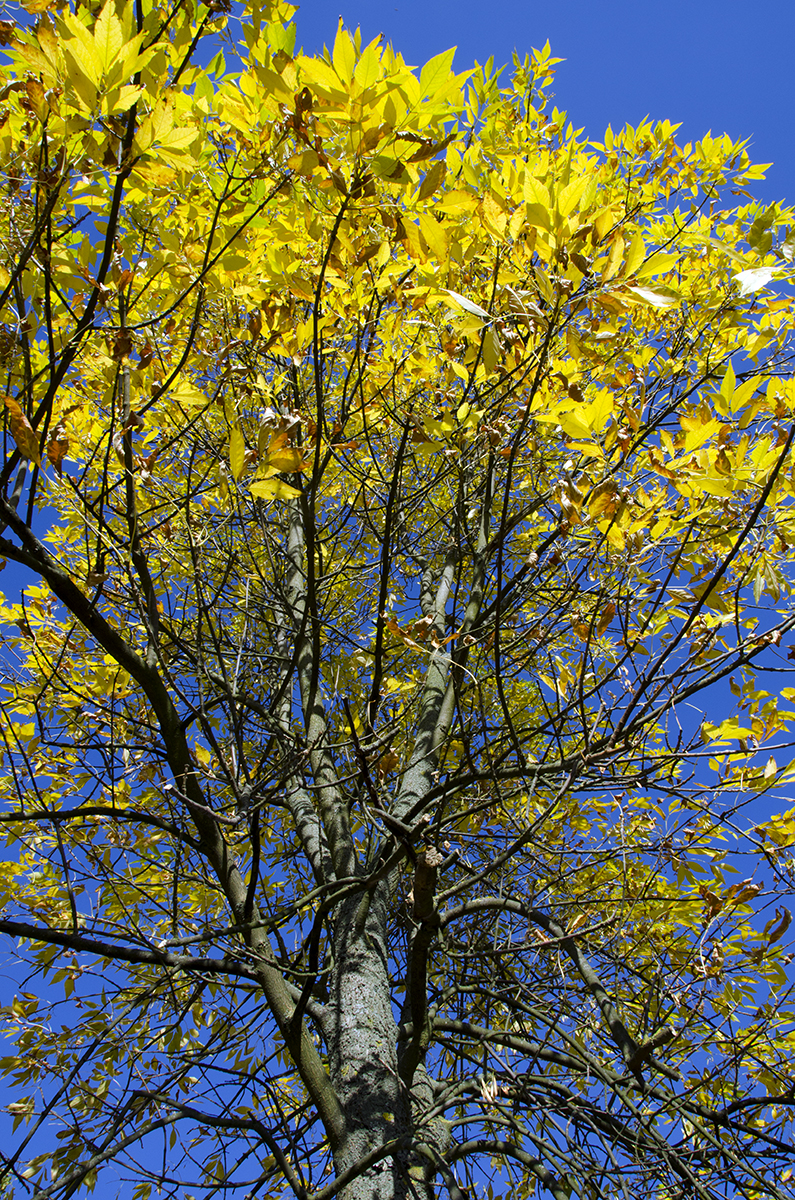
[764,906,792,945]
[109,327,133,361]
[46,424,69,475]
[4,396,40,464]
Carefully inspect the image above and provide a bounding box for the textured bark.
[327,876,452,1199]
[329,886,416,1199]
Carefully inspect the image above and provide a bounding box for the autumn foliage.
[0,2,795,1199]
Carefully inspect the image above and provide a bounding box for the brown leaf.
[140,450,158,482]
[355,242,382,266]
[699,886,723,919]
[19,77,47,122]
[376,750,400,778]
[4,395,40,464]
[329,169,348,195]
[294,86,312,115]
[727,880,761,905]
[595,603,616,637]
[765,906,792,945]
[46,423,68,475]
[110,327,133,361]
[407,132,456,162]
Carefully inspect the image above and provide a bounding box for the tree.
[1,2,795,1197]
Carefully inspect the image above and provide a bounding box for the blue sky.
[1,2,794,1189]
[292,0,795,209]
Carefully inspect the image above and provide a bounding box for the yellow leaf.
[637,252,678,279]
[595,602,616,636]
[229,427,246,481]
[603,234,624,281]
[135,100,175,154]
[60,10,103,86]
[585,391,614,433]
[681,415,719,453]
[482,193,507,236]
[250,478,302,501]
[627,286,677,308]
[353,37,383,89]
[524,175,551,209]
[402,220,427,263]
[624,231,645,277]
[442,290,489,320]
[436,189,478,215]
[267,448,305,473]
[592,207,615,242]
[482,326,500,374]
[419,211,449,261]
[61,43,99,111]
[720,360,736,404]
[588,482,619,518]
[557,177,588,218]
[158,126,198,152]
[558,411,591,440]
[102,84,143,116]
[706,718,755,742]
[729,375,758,414]
[420,47,456,97]
[296,54,346,97]
[93,0,123,74]
[332,21,356,84]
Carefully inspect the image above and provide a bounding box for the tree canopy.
[1,2,795,1199]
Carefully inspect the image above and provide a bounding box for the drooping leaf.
[229,427,246,481]
[442,290,490,320]
[4,396,40,464]
[627,285,677,307]
[250,477,302,500]
[734,266,780,296]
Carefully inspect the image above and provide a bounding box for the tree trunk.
[329,887,447,1199]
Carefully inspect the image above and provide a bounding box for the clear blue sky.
[292,0,794,208]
